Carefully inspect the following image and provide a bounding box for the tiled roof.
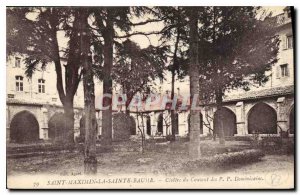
[223,85,294,102]
[6,98,45,106]
[6,98,84,109]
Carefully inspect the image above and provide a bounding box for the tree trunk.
[170,72,176,142]
[187,8,201,158]
[170,28,180,142]
[216,89,225,145]
[125,93,132,115]
[79,9,97,174]
[53,33,75,146]
[52,15,82,147]
[125,107,130,115]
[63,98,75,146]
[101,18,114,146]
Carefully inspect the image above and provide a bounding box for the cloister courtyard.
[7,138,294,177]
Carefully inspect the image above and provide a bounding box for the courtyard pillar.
[41,107,48,140]
[236,101,246,135]
[277,97,288,134]
[6,107,10,142]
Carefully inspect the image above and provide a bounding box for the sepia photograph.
[5,5,295,189]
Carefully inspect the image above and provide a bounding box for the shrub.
[200,143,243,156]
[113,113,136,141]
[166,134,175,141]
[285,139,295,155]
[259,136,294,155]
[260,136,282,149]
[182,149,264,172]
[75,135,84,143]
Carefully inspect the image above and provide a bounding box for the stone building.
[6,55,104,143]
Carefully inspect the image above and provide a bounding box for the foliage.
[154,7,190,79]
[112,112,136,141]
[197,7,280,101]
[183,149,264,172]
[113,39,167,104]
[7,7,76,80]
[258,136,294,155]
[200,143,243,156]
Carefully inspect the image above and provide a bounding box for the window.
[16,76,23,91]
[38,79,45,93]
[280,64,289,77]
[287,35,293,49]
[15,57,21,68]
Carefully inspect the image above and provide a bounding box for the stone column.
[96,110,102,137]
[277,97,288,135]
[236,101,246,135]
[73,110,81,138]
[41,107,49,140]
[6,107,10,142]
[152,113,158,136]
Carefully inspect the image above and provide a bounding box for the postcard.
[6,6,295,189]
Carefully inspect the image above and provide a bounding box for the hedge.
[182,149,264,172]
[113,112,136,141]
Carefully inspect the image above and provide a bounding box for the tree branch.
[73,69,83,96]
[126,18,163,26]
[115,31,162,39]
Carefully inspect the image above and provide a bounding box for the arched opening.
[289,106,294,134]
[157,113,163,133]
[213,107,237,136]
[248,103,277,134]
[129,116,136,135]
[188,112,204,134]
[146,115,151,135]
[10,111,39,143]
[48,113,67,140]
